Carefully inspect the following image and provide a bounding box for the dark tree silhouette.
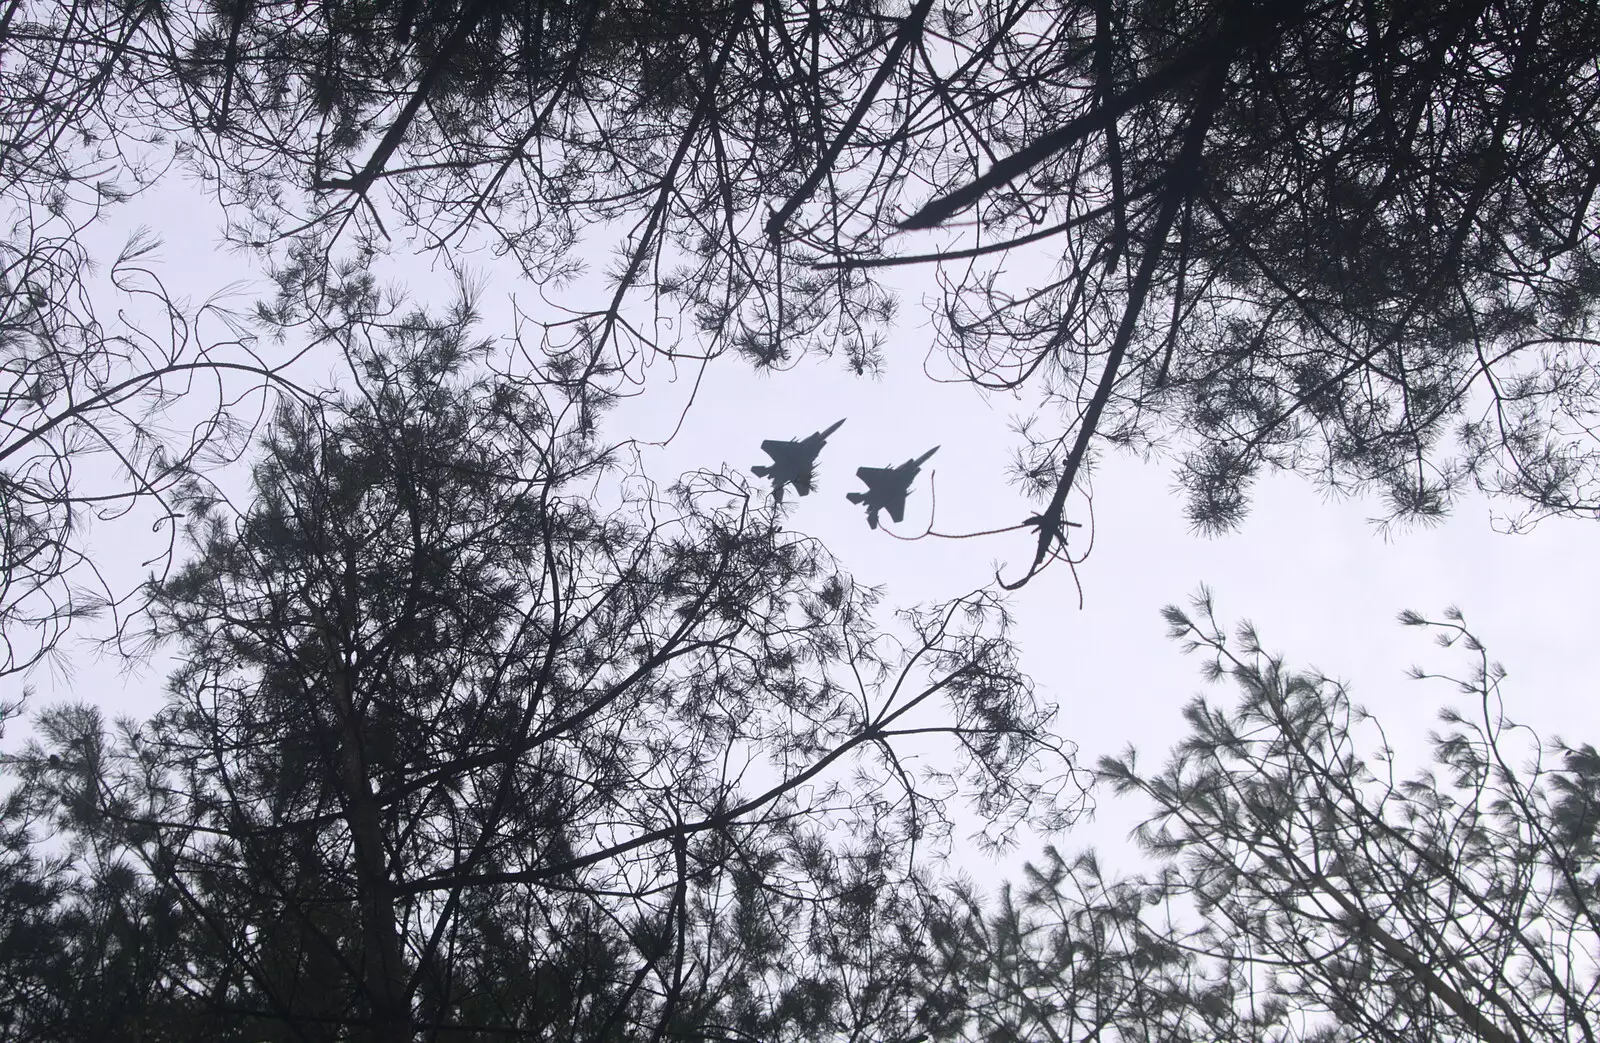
[7,294,1083,1042]
[133,0,918,372]
[914,595,1600,1043]
[1,4,312,674]
[886,0,1600,579]
[17,0,1586,580]
[0,216,308,680]
[13,0,1600,579]
[0,703,203,1043]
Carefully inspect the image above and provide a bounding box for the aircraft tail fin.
[846,492,866,504]
[751,465,771,478]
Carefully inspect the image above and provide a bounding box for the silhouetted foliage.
[917,595,1600,1043]
[6,2,1600,1035]
[0,217,306,679]
[4,294,1083,1041]
[13,0,1593,577]
[897,0,1600,576]
[2,7,309,674]
[0,701,204,1043]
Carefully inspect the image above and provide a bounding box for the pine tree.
[921,594,1600,1043]
[8,289,1083,1041]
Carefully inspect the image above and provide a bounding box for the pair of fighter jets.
[751,419,937,529]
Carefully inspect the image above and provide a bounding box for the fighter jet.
[751,419,846,503]
[847,446,939,529]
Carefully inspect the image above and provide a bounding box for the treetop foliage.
[4,0,1599,587]
[920,595,1600,1043]
[19,0,1599,563]
[3,1,1600,1038]
[1,300,1085,1041]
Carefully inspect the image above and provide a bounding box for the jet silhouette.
[751,419,846,503]
[847,446,939,529]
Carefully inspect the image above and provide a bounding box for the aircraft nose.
[915,446,940,465]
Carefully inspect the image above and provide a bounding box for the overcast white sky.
[622,324,1600,860]
[7,169,1598,877]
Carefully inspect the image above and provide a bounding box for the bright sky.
[621,323,1600,861]
[8,169,1598,878]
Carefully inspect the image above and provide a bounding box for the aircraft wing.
[791,464,814,496]
[761,438,795,462]
[883,489,908,524]
[855,465,893,488]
